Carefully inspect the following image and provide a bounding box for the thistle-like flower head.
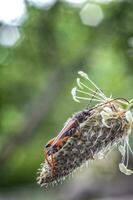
[71,71,133,175]
[37,71,133,188]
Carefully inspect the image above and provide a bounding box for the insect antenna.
[86,89,98,109]
[114,97,129,105]
[78,71,107,100]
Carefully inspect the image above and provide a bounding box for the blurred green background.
[0,0,133,199]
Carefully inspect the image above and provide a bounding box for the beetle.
[44,109,92,169]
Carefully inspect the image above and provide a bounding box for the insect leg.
[45,150,53,168]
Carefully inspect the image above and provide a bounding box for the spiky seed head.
[37,71,133,187]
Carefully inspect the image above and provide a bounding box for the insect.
[44,109,92,169]
[37,71,133,187]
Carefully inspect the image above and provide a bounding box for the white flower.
[119,163,133,175]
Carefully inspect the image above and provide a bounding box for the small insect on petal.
[71,87,80,103]
[119,163,133,175]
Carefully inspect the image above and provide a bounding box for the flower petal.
[119,163,133,175]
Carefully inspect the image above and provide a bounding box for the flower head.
[37,71,133,188]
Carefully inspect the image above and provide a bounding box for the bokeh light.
[0,26,20,47]
[80,3,104,27]
[0,0,27,26]
[27,0,57,9]
[64,0,87,7]
[128,37,133,48]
